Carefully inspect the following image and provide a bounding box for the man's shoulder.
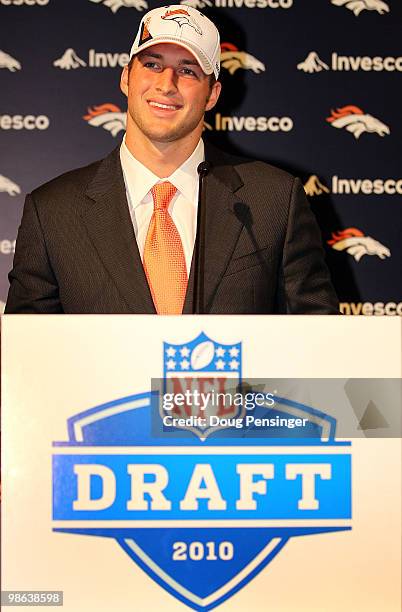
[236,157,295,188]
[205,141,296,188]
[30,147,119,207]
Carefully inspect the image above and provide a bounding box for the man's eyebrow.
[139,51,163,60]
[177,58,199,66]
[138,51,199,67]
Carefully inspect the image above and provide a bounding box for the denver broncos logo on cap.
[161,8,202,35]
[326,105,390,139]
[83,103,126,137]
[328,227,391,261]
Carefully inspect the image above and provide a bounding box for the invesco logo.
[0,115,50,130]
[206,113,293,132]
[0,0,49,5]
[215,0,292,7]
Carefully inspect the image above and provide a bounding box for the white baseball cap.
[129,5,220,79]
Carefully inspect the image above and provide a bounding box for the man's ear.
[120,65,129,97]
[205,80,222,112]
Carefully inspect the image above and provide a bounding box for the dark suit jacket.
[5,142,338,314]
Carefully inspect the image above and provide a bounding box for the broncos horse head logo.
[328,228,391,261]
[83,103,126,137]
[220,43,266,75]
[0,50,21,72]
[161,8,202,35]
[89,0,148,13]
[326,105,390,139]
[331,0,390,16]
[180,0,213,7]
[0,174,21,196]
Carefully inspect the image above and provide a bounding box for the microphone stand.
[193,162,211,314]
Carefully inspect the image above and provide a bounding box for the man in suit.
[6,5,338,315]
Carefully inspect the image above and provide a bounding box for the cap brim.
[130,37,214,76]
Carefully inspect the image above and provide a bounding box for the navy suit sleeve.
[279,178,339,314]
[5,193,62,313]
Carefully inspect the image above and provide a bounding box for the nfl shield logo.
[162,332,243,439]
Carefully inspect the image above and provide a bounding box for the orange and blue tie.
[143,182,188,314]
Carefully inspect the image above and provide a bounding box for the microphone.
[193,161,212,314]
[197,161,211,178]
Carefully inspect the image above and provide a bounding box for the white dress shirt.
[119,137,204,275]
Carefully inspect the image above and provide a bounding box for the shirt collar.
[120,137,204,209]
[168,138,204,204]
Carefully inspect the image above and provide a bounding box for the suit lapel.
[83,147,156,313]
[183,143,245,313]
[83,143,244,315]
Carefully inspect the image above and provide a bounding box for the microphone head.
[197,161,212,177]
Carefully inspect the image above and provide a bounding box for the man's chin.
[129,113,204,145]
[147,131,182,144]
[143,126,193,144]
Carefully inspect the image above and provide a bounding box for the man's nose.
[155,67,177,94]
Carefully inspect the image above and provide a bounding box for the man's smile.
[147,99,182,113]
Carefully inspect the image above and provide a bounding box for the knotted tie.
[143,182,188,314]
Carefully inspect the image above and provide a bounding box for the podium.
[1,315,401,611]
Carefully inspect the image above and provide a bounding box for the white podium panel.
[1,316,401,612]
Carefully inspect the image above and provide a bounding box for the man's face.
[120,43,221,145]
